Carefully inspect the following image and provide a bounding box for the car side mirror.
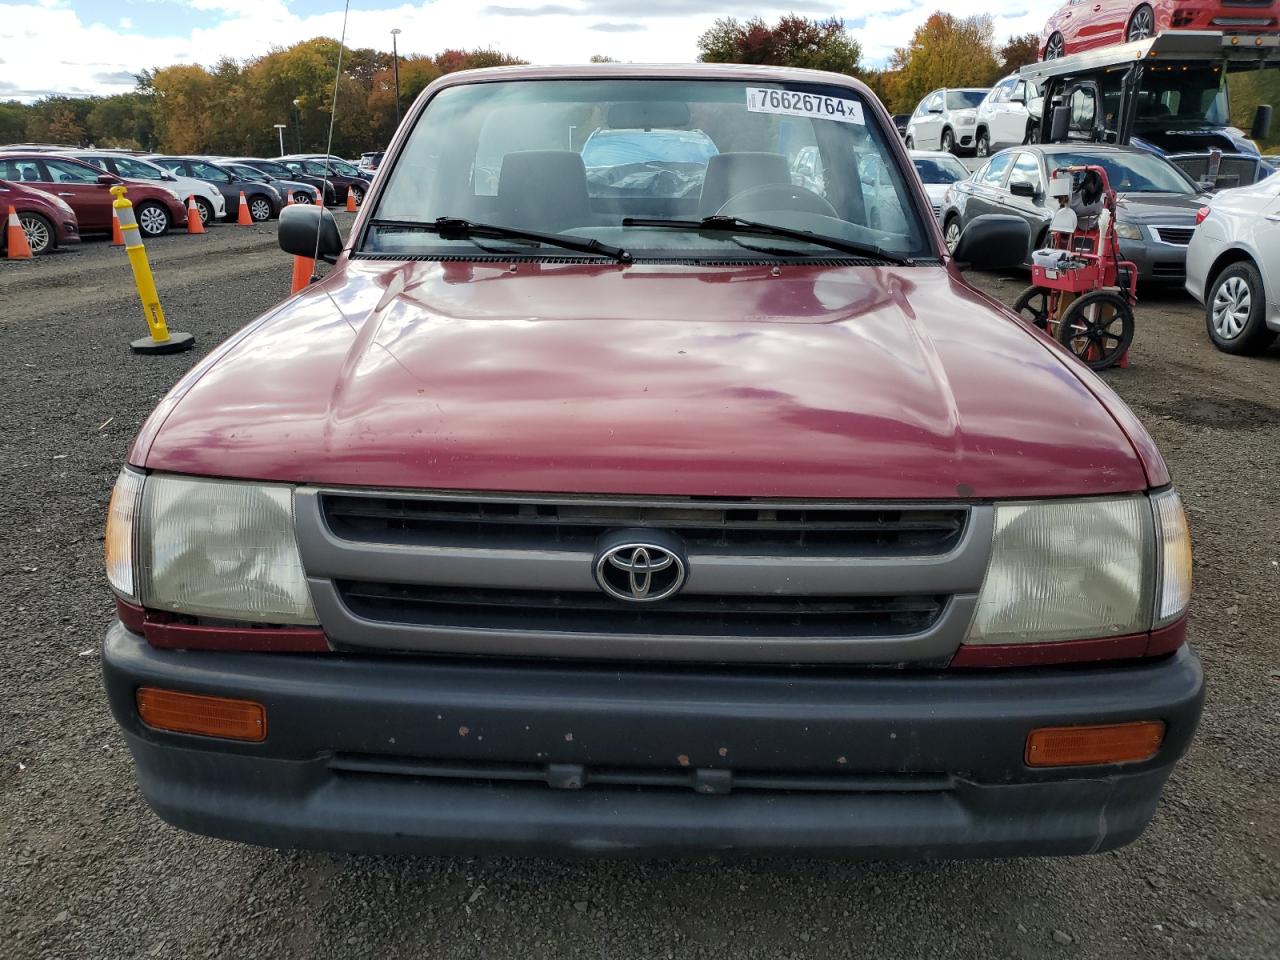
[928,105,943,114]
[1009,93,1025,105]
[1198,178,1217,192]
[279,204,343,263]
[161,172,177,182]
[1050,106,1071,143]
[1009,181,1037,199]
[1251,104,1272,141]
[96,173,119,186]
[950,215,1029,270]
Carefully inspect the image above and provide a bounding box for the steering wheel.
[717,183,839,219]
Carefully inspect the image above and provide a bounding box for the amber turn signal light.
[1025,721,1164,767]
[136,687,267,742]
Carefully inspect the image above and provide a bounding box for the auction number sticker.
[746,87,864,125]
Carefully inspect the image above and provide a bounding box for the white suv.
[905,88,989,155]
[974,75,1044,158]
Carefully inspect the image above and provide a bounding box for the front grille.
[322,494,967,557]
[1152,262,1186,279]
[1170,155,1261,190]
[337,581,946,639]
[1151,225,1194,245]
[329,753,955,796]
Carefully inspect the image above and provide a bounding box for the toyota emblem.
[594,539,687,603]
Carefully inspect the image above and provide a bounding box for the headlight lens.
[966,497,1154,645]
[1152,489,1191,626]
[1114,221,1144,240]
[122,474,316,624]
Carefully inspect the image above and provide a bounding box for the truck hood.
[1115,192,1207,225]
[135,259,1157,499]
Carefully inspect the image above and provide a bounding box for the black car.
[147,156,281,222]
[939,144,1209,284]
[275,155,371,206]
[229,158,338,206]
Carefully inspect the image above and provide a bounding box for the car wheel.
[293,191,314,205]
[904,135,915,150]
[350,185,365,204]
[1127,5,1155,43]
[1058,290,1135,370]
[943,218,962,254]
[18,212,54,255]
[975,131,990,158]
[193,197,213,225]
[135,201,170,237]
[1044,32,1065,60]
[1206,261,1276,355]
[941,128,955,154]
[248,195,273,222]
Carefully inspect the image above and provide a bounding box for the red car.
[0,154,187,238]
[1041,0,1280,59]
[0,178,80,255]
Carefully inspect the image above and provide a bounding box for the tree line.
[1,12,1276,154]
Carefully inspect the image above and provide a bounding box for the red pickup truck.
[102,64,1202,859]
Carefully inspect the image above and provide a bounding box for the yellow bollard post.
[112,185,194,355]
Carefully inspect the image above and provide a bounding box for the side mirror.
[1251,104,1272,142]
[279,204,343,263]
[96,173,119,186]
[1050,106,1071,143]
[928,105,944,114]
[950,215,1029,270]
[1009,93,1026,105]
[161,172,178,182]
[1009,181,1037,199]
[1198,178,1216,192]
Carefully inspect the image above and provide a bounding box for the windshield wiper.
[621,215,913,265]
[368,217,631,263]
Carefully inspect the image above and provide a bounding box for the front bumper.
[1119,238,1188,284]
[102,623,1204,859]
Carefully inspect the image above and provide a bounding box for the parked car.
[0,178,79,254]
[275,155,371,205]
[941,143,1209,283]
[357,151,385,176]
[147,156,280,222]
[909,150,971,222]
[891,114,910,138]
[225,158,338,206]
[207,159,319,206]
[1041,1,1280,59]
[63,151,226,225]
[904,88,990,155]
[974,75,1043,156]
[0,153,186,237]
[1185,176,1280,354]
[102,63,1201,861]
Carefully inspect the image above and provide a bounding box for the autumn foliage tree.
[881,14,1003,114]
[698,15,862,75]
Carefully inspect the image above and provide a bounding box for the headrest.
[698,152,790,216]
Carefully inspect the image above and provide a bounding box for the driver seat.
[698,152,790,217]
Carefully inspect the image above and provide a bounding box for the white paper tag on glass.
[746,88,865,125]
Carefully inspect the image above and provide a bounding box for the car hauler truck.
[1022,31,1278,188]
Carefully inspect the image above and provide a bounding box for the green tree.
[0,101,30,142]
[25,97,93,145]
[86,92,156,149]
[697,15,862,75]
[999,34,1041,74]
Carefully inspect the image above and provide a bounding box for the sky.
[2,0,1062,101]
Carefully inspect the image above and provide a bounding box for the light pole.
[292,98,302,152]
[390,28,403,128]
[273,123,287,155]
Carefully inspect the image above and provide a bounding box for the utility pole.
[273,124,287,155]
[391,28,403,129]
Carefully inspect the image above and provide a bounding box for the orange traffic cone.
[290,254,315,294]
[186,196,205,234]
[284,189,293,207]
[345,186,357,212]
[111,207,124,246]
[237,191,252,226]
[5,205,32,259]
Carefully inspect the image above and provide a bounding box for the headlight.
[1114,221,1144,240]
[104,470,316,624]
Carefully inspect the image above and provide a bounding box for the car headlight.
[104,470,316,624]
[1114,221,1144,240]
[965,493,1190,646]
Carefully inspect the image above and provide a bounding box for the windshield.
[107,156,165,180]
[321,159,360,176]
[913,156,969,184]
[365,78,928,260]
[1133,67,1229,130]
[946,91,986,111]
[1047,151,1195,194]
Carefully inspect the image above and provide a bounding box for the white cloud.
[0,1,1063,102]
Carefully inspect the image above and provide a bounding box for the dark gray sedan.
[940,144,1209,284]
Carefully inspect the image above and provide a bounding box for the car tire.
[943,217,962,254]
[135,201,170,237]
[904,135,915,150]
[1127,5,1155,43]
[17,211,54,255]
[350,185,365,204]
[1057,290,1135,370]
[975,130,990,158]
[941,128,955,154]
[192,197,213,225]
[1044,32,1065,60]
[248,195,274,222]
[293,191,314,205]
[1014,286,1052,329]
[1206,261,1276,355]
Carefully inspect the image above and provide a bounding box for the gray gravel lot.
[1,224,1277,959]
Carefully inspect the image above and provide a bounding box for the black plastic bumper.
[102,623,1204,859]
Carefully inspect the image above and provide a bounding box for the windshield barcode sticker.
[746,88,864,125]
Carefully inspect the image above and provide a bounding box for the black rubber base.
[131,332,195,355]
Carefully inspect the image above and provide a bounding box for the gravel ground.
[1,227,1277,960]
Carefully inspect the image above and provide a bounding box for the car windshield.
[249,160,292,178]
[1133,68,1230,130]
[107,156,165,180]
[946,91,986,110]
[365,78,928,260]
[913,156,969,184]
[322,159,360,176]
[1046,151,1195,194]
